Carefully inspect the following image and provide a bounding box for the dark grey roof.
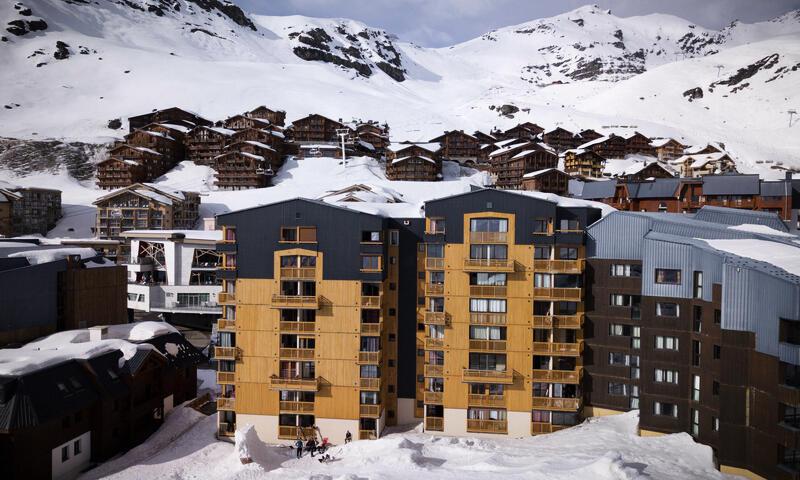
[760,180,791,197]
[701,174,760,195]
[141,332,205,368]
[694,205,789,232]
[627,178,681,199]
[577,180,617,200]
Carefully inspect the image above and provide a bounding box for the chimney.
[89,326,108,342]
[786,171,793,181]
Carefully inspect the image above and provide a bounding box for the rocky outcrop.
[0,137,105,181]
[53,41,70,60]
[683,87,703,101]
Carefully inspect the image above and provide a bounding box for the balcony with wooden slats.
[425,337,445,348]
[531,368,583,384]
[217,319,236,332]
[468,339,507,352]
[425,283,444,295]
[360,322,383,335]
[269,375,320,392]
[533,287,583,301]
[424,391,443,404]
[360,377,381,390]
[425,417,444,431]
[279,348,315,360]
[358,351,382,364]
[279,401,315,413]
[216,397,235,411]
[469,285,507,297]
[214,346,240,361]
[531,422,570,434]
[359,429,378,440]
[279,426,317,439]
[218,422,236,438]
[531,314,584,329]
[218,292,236,304]
[466,419,507,434]
[271,294,320,309]
[531,397,581,411]
[279,267,316,280]
[424,364,444,377]
[533,259,585,274]
[531,341,583,357]
[469,312,506,325]
[469,231,508,244]
[463,258,514,272]
[217,371,235,384]
[425,258,444,270]
[359,404,382,418]
[462,368,514,384]
[361,295,382,309]
[467,394,505,408]
[280,321,316,333]
[424,311,449,326]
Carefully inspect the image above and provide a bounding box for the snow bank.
[7,247,98,265]
[728,223,796,237]
[699,238,800,277]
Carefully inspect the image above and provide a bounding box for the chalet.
[500,122,544,140]
[494,143,558,189]
[298,143,355,159]
[185,126,236,166]
[223,114,274,131]
[563,149,606,178]
[603,158,675,181]
[472,130,496,144]
[486,139,532,167]
[246,106,287,126]
[671,152,737,177]
[141,122,190,143]
[289,114,348,144]
[97,145,166,189]
[0,184,61,236]
[385,143,442,181]
[231,127,285,152]
[214,151,274,190]
[386,142,441,161]
[650,138,686,162]
[430,130,480,165]
[621,131,655,156]
[684,141,726,156]
[124,128,183,165]
[225,140,279,164]
[477,143,498,163]
[577,134,627,159]
[577,128,603,143]
[354,122,390,155]
[127,107,211,132]
[318,184,404,204]
[0,188,19,236]
[93,183,200,239]
[542,127,579,152]
[520,168,570,195]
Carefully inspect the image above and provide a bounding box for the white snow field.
[79,406,734,480]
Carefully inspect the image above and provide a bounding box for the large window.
[280,226,317,243]
[654,268,681,284]
[469,244,507,260]
[608,382,630,396]
[469,298,506,313]
[361,255,381,271]
[470,218,508,232]
[428,218,446,234]
[469,273,506,286]
[653,401,678,417]
[608,352,631,366]
[610,294,631,307]
[693,271,703,298]
[534,273,551,288]
[469,326,506,340]
[558,247,578,260]
[533,218,549,234]
[426,243,444,258]
[656,302,680,317]
[559,219,579,231]
[610,264,642,277]
[534,246,551,260]
[468,353,506,371]
[654,368,679,384]
[655,336,679,351]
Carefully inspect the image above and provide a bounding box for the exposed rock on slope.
[0,137,104,180]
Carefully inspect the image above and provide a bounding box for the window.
[426,243,444,258]
[712,380,720,396]
[691,409,699,436]
[469,244,507,260]
[469,325,506,340]
[361,255,381,271]
[609,324,633,336]
[693,271,703,298]
[470,298,506,313]
[534,246,551,260]
[608,382,629,396]
[653,401,678,417]
[608,352,630,366]
[693,306,702,333]
[784,404,800,428]
[389,230,399,246]
[654,269,681,285]
[610,264,642,277]
[362,231,382,243]
[62,446,70,462]
[692,375,700,401]
[781,319,800,345]
[655,336,679,351]
[656,302,679,317]
[558,247,578,260]
[73,439,81,455]
[429,218,445,234]
[280,226,317,242]
[429,271,445,284]
[533,218,549,234]
[714,309,721,325]
[469,272,506,286]
[692,340,701,366]
[559,219,579,231]
[610,294,631,307]
[654,368,679,384]
[470,218,508,232]
[534,273,551,288]
[712,416,719,432]
[713,345,721,359]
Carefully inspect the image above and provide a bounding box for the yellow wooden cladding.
[467,419,508,434]
[279,267,316,279]
[532,287,583,301]
[532,315,583,329]
[462,369,514,384]
[468,339,507,352]
[359,429,378,440]
[531,397,581,411]
[217,371,235,384]
[217,319,236,331]
[425,258,444,270]
[533,259,584,273]
[218,292,236,304]
[425,283,444,295]
[271,294,320,309]
[424,311,449,325]
[424,391,444,404]
[215,346,239,360]
[360,295,381,308]
[463,258,514,272]
[360,322,383,334]
[469,231,508,244]
[424,364,444,377]
[279,348,315,360]
[280,321,316,333]
[358,351,381,364]
[425,337,445,348]
[532,368,583,384]
[359,404,382,417]
[279,426,316,439]
[217,397,236,410]
[467,394,505,407]
[279,401,315,413]
[360,377,381,390]
[531,422,569,434]
[469,312,507,325]
[269,376,320,391]
[531,341,583,356]
[468,285,507,297]
[425,417,444,431]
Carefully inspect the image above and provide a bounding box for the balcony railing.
[359,429,378,440]
[269,375,320,392]
[469,339,507,352]
[425,258,444,270]
[217,319,236,331]
[463,258,514,272]
[218,422,236,437]
[533,287,583,301]
[469,231,508,244]
[358,351,381,364]
[424,364,444,377]
[360,322,383,334]
[217,371,235,384]
[360,377,381,390]
[215,346,240,361]
[271,294,320,309]
[280,267,316,279]
[424,391,443,404]
[531,422,569,434]
[279,401,315,413]
[469,312,506,325]
[359,404,382,417]
[360,295,382,308]
[279,426,317,439]
[467,419,507,434]
[532,314,583,329]
[532,368,583,384]
[425,283,444,295]
[533,259,584,273]
[424,311,449,326]
[425,337,445,348]
[280,321,316,333]
[279,348,315,360]
[462,369,514,384]
[217,397,235,410]
[531,397,581,411]
[469,285,507,297]
[218,292,236,304]
[425,416,444,432]
[467,394,505,407]
[531,342,583,356]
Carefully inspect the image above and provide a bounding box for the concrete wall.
[50,431,91,480]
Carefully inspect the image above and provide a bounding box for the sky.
[239,0,800,47]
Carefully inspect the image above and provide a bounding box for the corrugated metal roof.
[760,180,791,197]
[628,178,681,199]
[694,206,788,232]
[701,174,760,195]
[577,180,617,199]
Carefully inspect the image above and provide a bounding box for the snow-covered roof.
[386,142,440,154]
[121,229,223,241]
[204,126,236,136]
[576,135,611,150]
[698,238,800,278]
[141,183,187,201]
[489,141,531,158]
[158,123,191,133]
[522,168,563,179]
[649,137,681,148]
[226,140,275,152]
[358,140,376,151]
[319,183,404,204]
[131,146,162,156]
[138,130,175,141]
[684,142,725,155]
[134,188,174,205]
[492,138,522,148]
[7,247,99,265]
[392,155,435,164]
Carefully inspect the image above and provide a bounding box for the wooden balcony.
[217,371,235,384]
[531,397,581,411]
[279,348,315,360]
[359,404,382,417]
[360,322,383,334]
[532,368,583,384]
[271,294,320,309]
[467,419,508,434]
[218,264,236,271]
[531,422,569,434]
[279,426,316,439]
[218,292,236,304]
[425,283,444,295]
[462,368,514,384]
[425,337,445,348]
[218,422,236,438]
[424,364,444,377]
[533,259,584,274]
[279,401,315,413]
[463,258,514,272]
[469,339,507,352]
[531,341,583,357]
[214,346,240,361]
[359,429,378,440]
[425,258,444,270]
[269,376,320,392]
[469,285,507,297]
[425,416,444,432]
[217,397,236,411]
[358,351,382,364]
[360,377,381,390]
[469,231,508,244]
[424,391,443,404]
[467,394,505,407]
[361,295,382,308]
[280,267,316,280]
[280,321,316,333]
[424,311,449,326]
[469,312,507,325]
[217,319,236,332]
[533,287,583,301]
[532,314,584,329]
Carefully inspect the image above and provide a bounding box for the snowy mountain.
[0,1,799,176]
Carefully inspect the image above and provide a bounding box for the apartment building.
[584,209,800,480]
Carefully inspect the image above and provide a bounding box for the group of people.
[293,430,354,462]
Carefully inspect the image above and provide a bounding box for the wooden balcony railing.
[532,314,584,329]
[218,422,236,437]
[469,339,507,352]
[218,264,237,271]
[217,397,236,410]
[217,319,236,331]
[462,368,514,384]
[361,295,382,308]
[469,285,507,297]
[358,351,381,364]
[279,401,315,413]
[359,404,382,417]
[424,364,444,377]
[425,283,444,295]
[469,231,508,244]
[531,397,581,411]
[269,375,320,392]
[279,348,315,360]
[467,419,508,434]
[425,337,445,348]
[280,321,316,333]
[271,294,320,309]
[280,267,316,279]
[424,311,448,326]
[531,422,569,434]
[218,292,236,304]
[533,259,584,273]
[215,346,240,361]
[360,377,381,390]
[217,371,235,384]
[360,322,382,334]
[425,416,444,431]
[532,368,583,384]
[467,394,505,407]
[531,341,583,356]
[533,287,583,301]
[469,312,507,325]
[359,429,378,440]
[425,257,445,270]
[424,391,443,404]
[463,258,514,272]
[279,426,316,439]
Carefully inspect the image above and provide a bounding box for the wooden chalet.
[563,149,606,178]
[127,107,211,132]
[430,130,480,165]
[355,122,390,155]
[124,128,183,165]
[385,143,442,181]
[225,140,281,166]
[97,145,166,189]
[231,127,286,152]
[93,183,199,238]
[0,188,20,237]
[473,130,497,144]
[684,142,726,156]
[577,134,627,159]
[477,143,498,163]
[223,114,274,131]
[521,168,570,195]
[650,138,686,162]
[671,152,737,177]
[185,126,236,166]
[542,127,579,152]
[500,122,545,140]
[246,106,287,126]
[577,128,603,143]
[622,131,655,156]
[486,139,532,167]
[603,159,675,181]
[494,143,558,189]
[214,151,273,190]
[289,114,347,144]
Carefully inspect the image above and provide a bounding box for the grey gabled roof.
[627,178,681,199]
[577,180,617,200]
[701,174,760,195]
[694,205,788,232]
[760,180,792,197]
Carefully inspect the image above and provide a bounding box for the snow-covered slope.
[0,1,798,176]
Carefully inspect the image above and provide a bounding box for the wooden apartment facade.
[494,146,558,189]
[93,184,200,239]
[542,127,579,153]
[385,144,442,182]
[563,149,606,178]
[521,169,570,196]
[289,114,347,144]
[430,131,480,165]
[185,126,236,166]
[127,107,212,132]
[247,106,287,126]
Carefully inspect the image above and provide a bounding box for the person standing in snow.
[295,438,303,459]
[345,430,352,444]
[306,438,317,457]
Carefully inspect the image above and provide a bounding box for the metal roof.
[694,205,788,232]
[576,180,617,200]
[760,180,791,197]
[627,178,681,199]
[701,174,760,195]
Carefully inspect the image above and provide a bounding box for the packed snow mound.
[7,246,97,264]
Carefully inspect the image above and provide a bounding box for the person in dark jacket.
[295,438,303,459]
[345,430,352,444]
[306,438,317,457]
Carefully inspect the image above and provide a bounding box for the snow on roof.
[134,188,173,205]
[492,138,522,148]
[671,152,731,168]
[358,140,376,151]
[7,247,98,265]
[649,137,680,148]
[728,224,795,237]
[603,156,661,177]
[522,168,562,179]
[121,229,223,241]
[684,142,725,155]
[240,141,275,152]
[299,144,340,150]
[392,155,435,165]
[139,130,175,141]
[131,146,162,156]
[698,238,800,278]
[489,141,531,158]
[510,190,616,216]
[123,159,140,166]
[141,183,186,201]
[265,129,285,139]
[207,127,236,136]
[386,142,440,153]
[159,123,191,133]
[576,135,610,150]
